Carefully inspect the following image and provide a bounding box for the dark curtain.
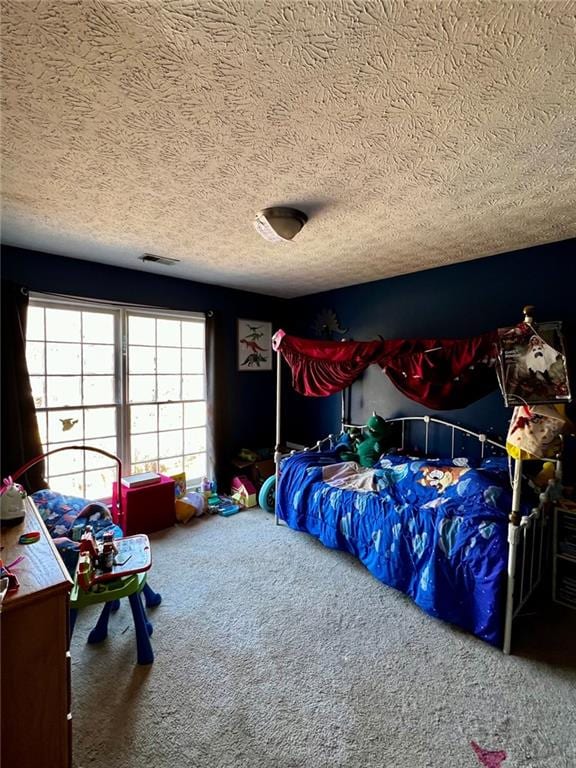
[205,311,228,494]
[1,281,47,493]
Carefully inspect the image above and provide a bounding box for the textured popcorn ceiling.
[1,1,575,298]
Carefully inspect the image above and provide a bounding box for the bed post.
[503,456,523,654]
[274,348,282,525]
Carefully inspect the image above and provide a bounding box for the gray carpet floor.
[70,510,576,768]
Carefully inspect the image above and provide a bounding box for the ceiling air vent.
[139,253,180,266]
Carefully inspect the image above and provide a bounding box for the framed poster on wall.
[497,321,571,406]
[237,319,273,371]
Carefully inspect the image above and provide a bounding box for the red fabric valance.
[272,329,386,396]
[380,333,500,409]
[273,329,500,409]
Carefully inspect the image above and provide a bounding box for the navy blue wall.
[285,239,576,451]
[3,239,575,471]
[1,246,287,460]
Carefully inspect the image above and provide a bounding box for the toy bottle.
[200,477,212,499]
[79,525,98,563]
[100,531,116,572]
[77,552,92,591]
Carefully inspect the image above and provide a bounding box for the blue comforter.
[277,451,512,646]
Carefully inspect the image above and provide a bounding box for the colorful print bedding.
[277,451,513,646]
[31,489,123,575]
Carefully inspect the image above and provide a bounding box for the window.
[26,297,206,499]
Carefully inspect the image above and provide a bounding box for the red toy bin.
[112,475,175,536]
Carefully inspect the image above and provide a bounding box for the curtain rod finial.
[523,305,535,323]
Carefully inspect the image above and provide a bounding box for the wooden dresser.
[1,498,73,768]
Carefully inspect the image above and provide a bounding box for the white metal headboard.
[342,414,507,459]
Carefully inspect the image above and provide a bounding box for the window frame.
[27,293,206,498]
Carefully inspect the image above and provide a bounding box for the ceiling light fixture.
[139,253,180,266]
[254,207,308,243]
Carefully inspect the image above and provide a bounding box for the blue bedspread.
[277,451,512,646]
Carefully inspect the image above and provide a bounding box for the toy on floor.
[258,474,276,513]
[207,492,222,512]
[231,475,257,508]
[216,497,241,516]
[175,490,206,523]
[71,534,155,665]
[470,741,507,768]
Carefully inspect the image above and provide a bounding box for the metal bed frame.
[376,416,559,655]
[272,366,560,653]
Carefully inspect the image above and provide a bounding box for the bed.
[270,318,567,653]
[277,423,521,648]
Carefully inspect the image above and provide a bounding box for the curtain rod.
[29,288,208,317]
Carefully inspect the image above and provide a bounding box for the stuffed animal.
[0,477,27,527]
[340,414,389,468]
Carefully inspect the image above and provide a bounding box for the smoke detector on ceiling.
[254,207,308,243]
[139,253,180,266]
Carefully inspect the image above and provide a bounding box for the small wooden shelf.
[553,503,576,610]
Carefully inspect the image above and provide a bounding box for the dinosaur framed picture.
[237,319,273,371]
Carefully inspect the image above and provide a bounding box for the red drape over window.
[273,329,500,409]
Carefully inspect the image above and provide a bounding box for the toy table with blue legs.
[69,535,158,665]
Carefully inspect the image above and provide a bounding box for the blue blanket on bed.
[277,451,512,646]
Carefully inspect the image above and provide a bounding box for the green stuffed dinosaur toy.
[340,413,389,468]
